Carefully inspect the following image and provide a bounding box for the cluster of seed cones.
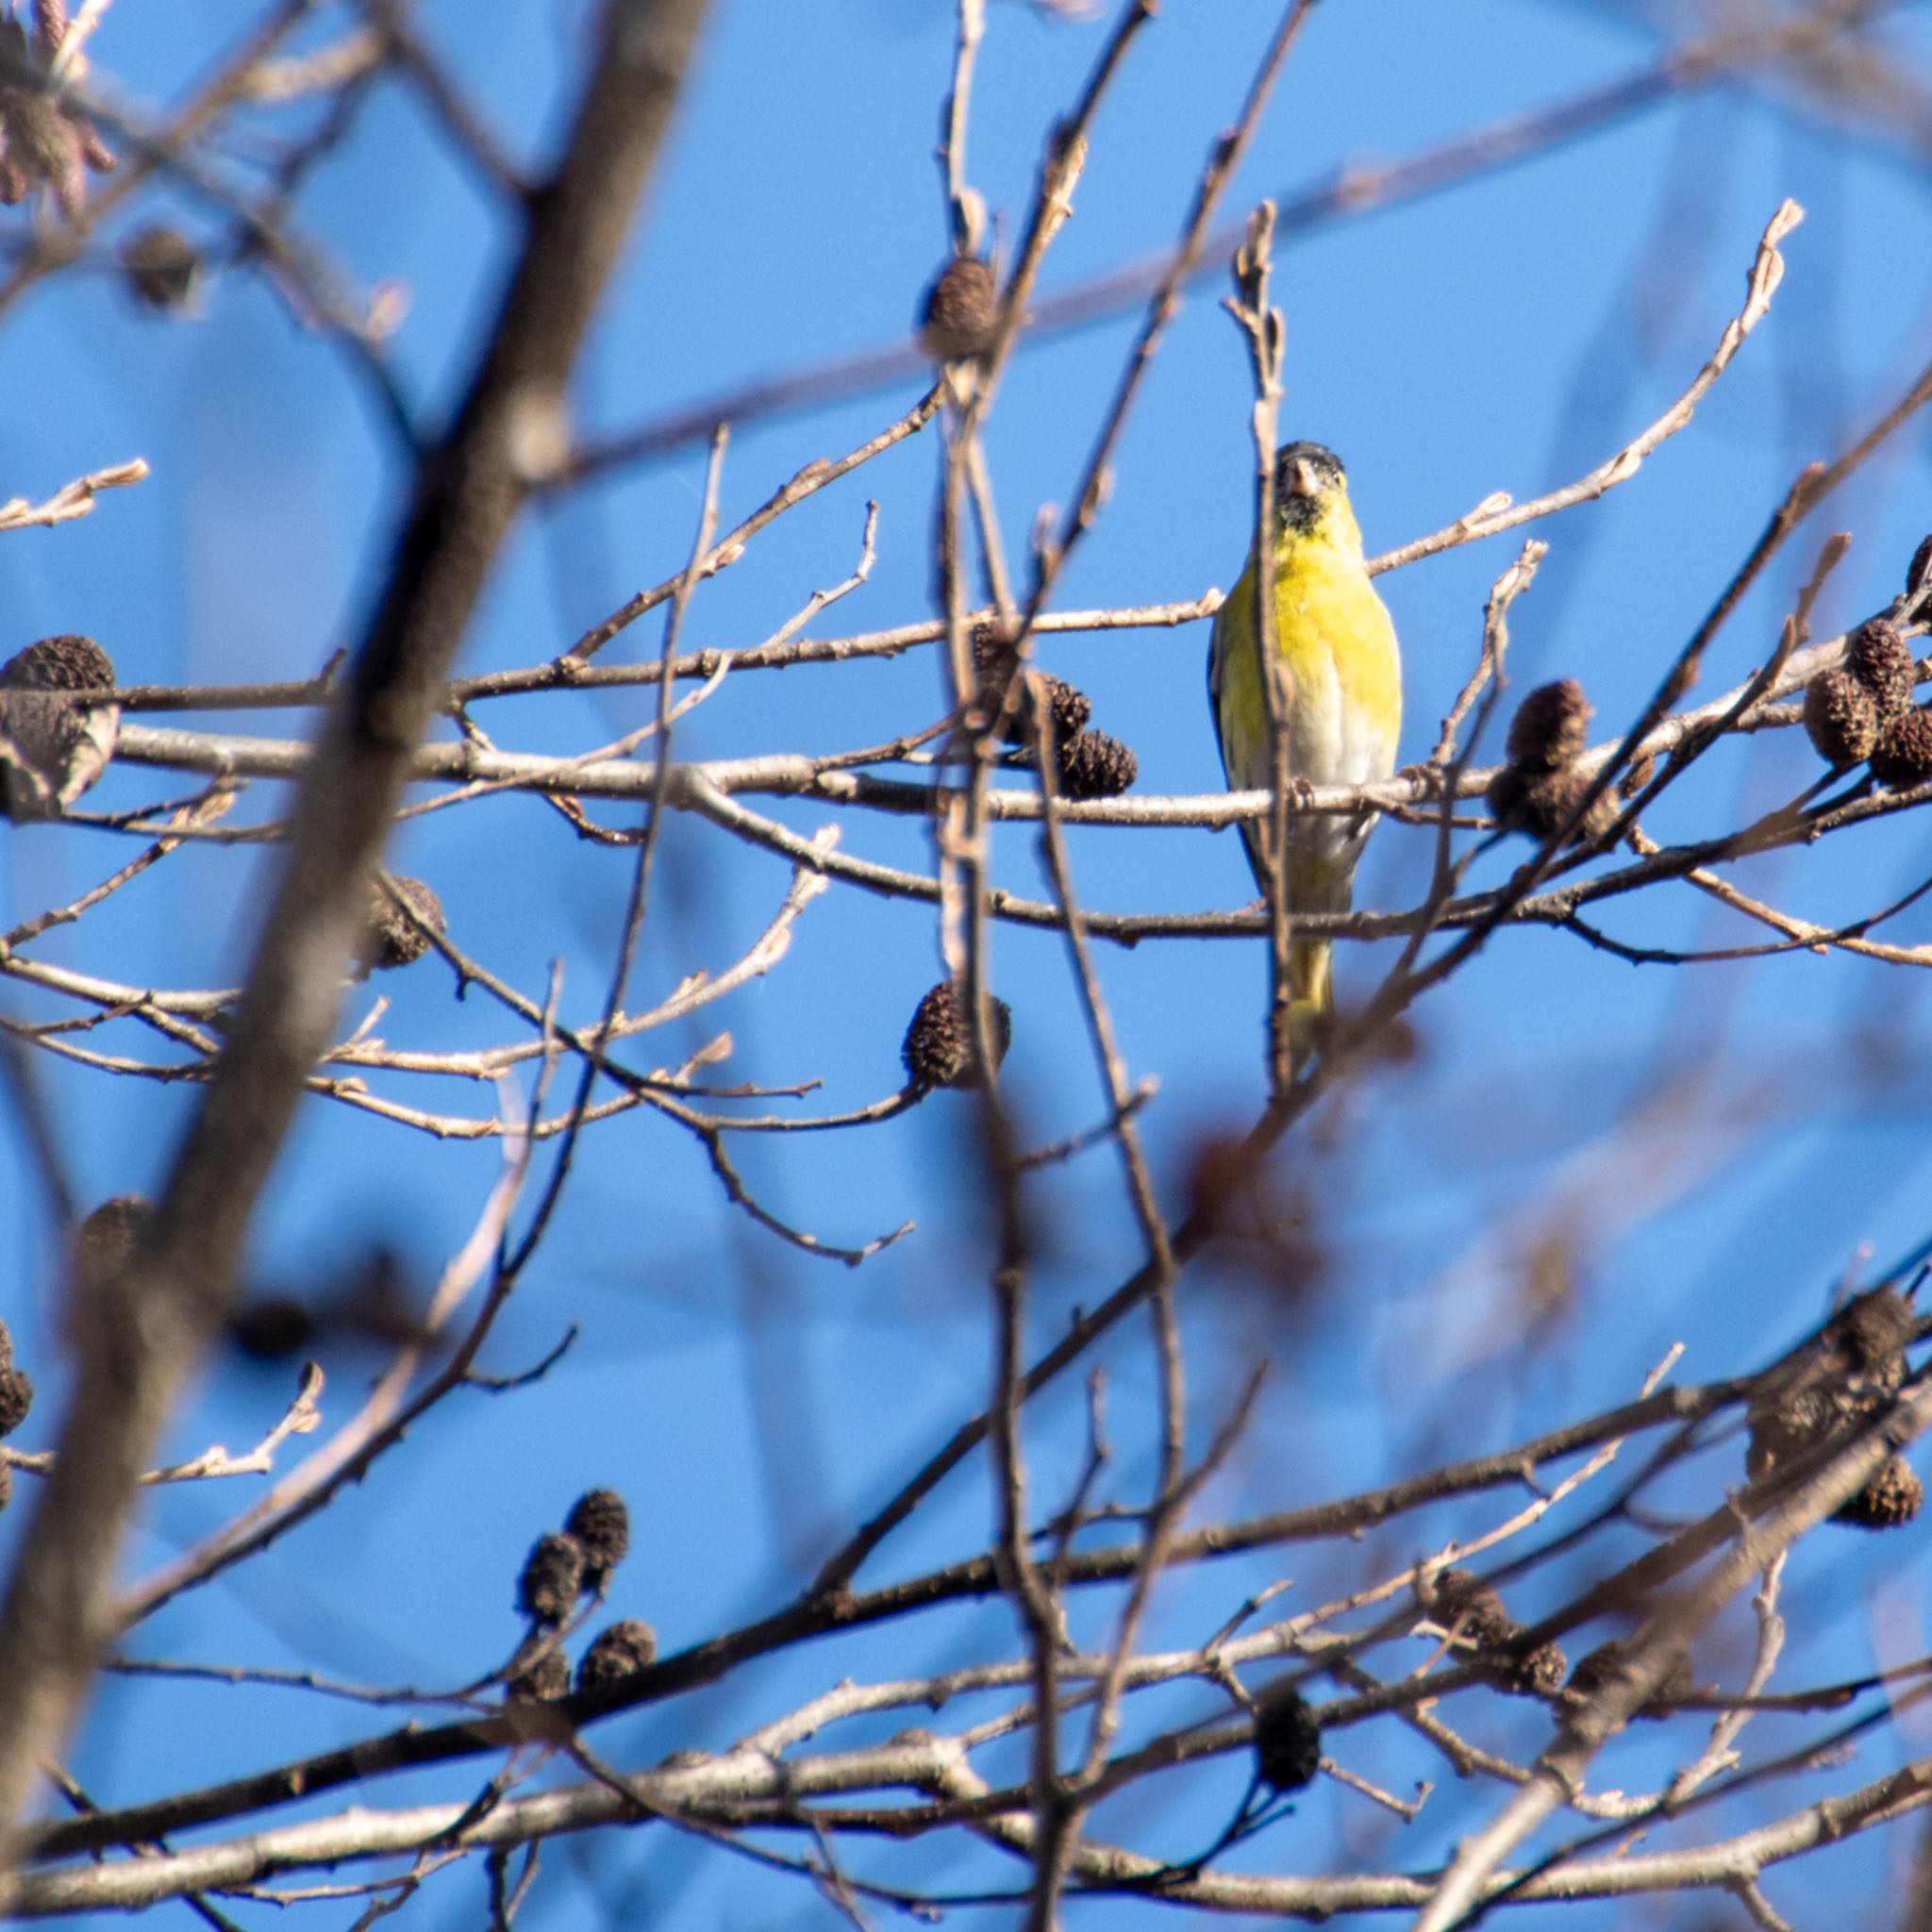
[1802,617,1932,788]
[1423,1568,1569,1696]
[1422,1568,1696,1717]
[896,619,1147,1093]
[0,651,455,985]
[1747,1286,1923,1531]
[508,1487,658,1701]
[1486,678,1619,845]
[917,250,1141,803]
[0,8,116,220]
[972,623,1139,802]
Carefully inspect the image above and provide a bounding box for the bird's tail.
[1285,935,1332,1075]
[1247,839,1357,1074]
[1284,853,1359,1074]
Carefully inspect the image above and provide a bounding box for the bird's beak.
[1283,457,1320,499]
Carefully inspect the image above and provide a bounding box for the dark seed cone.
[119,225,199,310]
[1483,764,1525,831]
[517,1531,586,1626]
[1499,1638,1569,1698]
[1425,1569,1563,1693]
[1747,1383,1852,1480]
[577,1618,658,1691]
[4,634,115,694]
[1802,669,1880,767]
[75,1194,152,1293]
[1506,679,1593,771]
[564,1488,630,1589]
[230,1296,318,1360]
[1834,1456,1924,1530]
[1563,1639,1624,1701]
[1833,1287,1913,1384]
[0,1364,33,1439]
[1251,1682,1322,1793]
[919,255,998,361]
[1566,1638,1692,1719]
[1056,728,1138,800]
[1908,535,1932,601]
[1871,706,1932,791]
[971,625,1091,745]
[903,980,1011,1091]
[0,634,119,819]
[971,622,1017,696]
[1749,1377,1894,1481]
[1487,762,1617,844]
[1425,1569,1517,1652]
[1747,1286,1911,1482]
[359,874,445,974]
[508,1648,570,1702]
[1042,677,1091,742]
[1848,618,1916,730]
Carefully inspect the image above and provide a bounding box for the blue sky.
[6,0,1932,1924]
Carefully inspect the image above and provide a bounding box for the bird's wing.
[1207,558,1256,791]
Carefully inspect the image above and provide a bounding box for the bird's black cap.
[1274,441,1344,490]
[1273,441,1345,534]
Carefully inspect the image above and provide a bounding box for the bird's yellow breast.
[1212,492,1402,796]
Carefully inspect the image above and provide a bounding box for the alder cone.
[1871,706,1932,790]
[120,225,200,310]
[518,1532,586,1626]
[919,255,997,360]
[1906,533,1932,599]
[1505,678,1592,771]
[74,1195,153,1290]
[903,981,1011,1090]
[1499,1638,1569,1698]
[508,1649,569,1702]
[1566,1638,1692,1719]
[1487,762,1618,844]
[1801,670,1879,768]
[577,1619,658,1690]
[1834,1287,1913,1380]
[0,633,119,819]
[971,628,1091,745]
[1056,728,1138,800]
[359,875,445,974]
[565,1489,630,1588]
[0,1365,32,1439]
[1427,1568,1515,1650]
[1847,618,1915,730]
[1834,1457,1924,1531]
[1251,1683,1322,1793]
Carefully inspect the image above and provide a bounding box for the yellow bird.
[1208,441,1402,1067]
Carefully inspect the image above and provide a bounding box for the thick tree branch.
[0,0,711,1854]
